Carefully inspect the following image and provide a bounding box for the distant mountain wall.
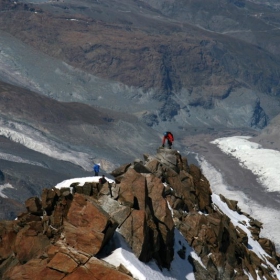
[1,0,280,130]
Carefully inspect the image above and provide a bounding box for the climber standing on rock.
[93,163,100,176]
[162,131,174,149]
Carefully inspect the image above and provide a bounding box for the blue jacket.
[93,164,100,172]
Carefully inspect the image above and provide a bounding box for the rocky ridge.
[0,148,279,279]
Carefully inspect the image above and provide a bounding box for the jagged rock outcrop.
[0,189,132,279]
[0,147,279,279]
[142,148,280,279]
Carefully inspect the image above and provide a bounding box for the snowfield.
[211,136,280,192]
[205,136,280,252]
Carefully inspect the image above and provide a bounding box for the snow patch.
[0,183,14,198]
[0,118,93,171]
[102,230,196,280]
[198,154,280,252]
[211,136,280,192]
[0,152,45,167]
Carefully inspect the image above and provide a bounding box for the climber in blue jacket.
[93,163,100,176]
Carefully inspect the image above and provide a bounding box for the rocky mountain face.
[0,148,279,279]
[0,4,280,279]
[1,0,280,251]
[1,0,280,130]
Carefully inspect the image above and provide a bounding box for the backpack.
[166,131,174,141]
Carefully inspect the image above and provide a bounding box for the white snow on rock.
[0,183,14,198]
[102,230,196,280]
[54,176,115,189]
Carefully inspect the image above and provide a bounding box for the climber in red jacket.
[162,131,174,149]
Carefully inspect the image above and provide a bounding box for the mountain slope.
[1,0,280,130]
[0,80,161,218]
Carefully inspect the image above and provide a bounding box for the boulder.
[41,188,58,214]
[146,175,173,229]
[47,252,78,273]
[25,197,42,215]
[258,238,276,257]
[14,225,50,264]
[145,158,164,178]
[65,194,118,255]
[118,209,150,260]
[133,160,151,174]
[219,194,239,212]
[110,163,131,178]
[118,168,147,209]
[98,195,131,226]
[155,148,179,172]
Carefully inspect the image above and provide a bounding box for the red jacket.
[162,132,174,145]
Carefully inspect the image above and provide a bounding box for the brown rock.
[67,193,109,230]
[181,156,190,173]
[209,252,224,271]
[47,252,78,273]
[243,255,258,280]
[189,165,212,211]
[118,168,147,209]
[73,182,93,196]
[14,225,50,264]
[0,254,19,278]
[249,219,263,229]
[0,221,17,261]
[99,181,113,198]
[258,238,276,257]
[145,158,163,178]
[118,209,149,260]
[219,194,239,212]
[133,161,151,174]
[63,220,105,256]
[248,226,260,240]
[111,163,132,177]
[41,188,58,214]
[155,149,179,172]
[117,263,133,277]
[4,259,65,280]
[98,195,131,226]
[179,170,195,192]
[146,174,174,267]
[17,212,42,224]
[179,212,208,244]
[47,242,89,265]
[146,175,173,229]
[65,194,118,255]
[25,197,42,215]
[63,257,133,280]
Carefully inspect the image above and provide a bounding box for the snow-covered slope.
[200,136,280,252]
